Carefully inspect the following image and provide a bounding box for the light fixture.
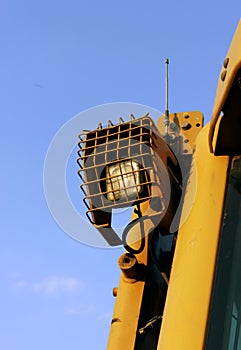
[77,115,182,246]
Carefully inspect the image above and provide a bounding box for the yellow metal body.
[107,113,204,350]
[107,121,230,350]
[106,20,241,350]
[209,19,241,152]
[157,124,229,349]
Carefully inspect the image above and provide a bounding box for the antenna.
[164,58,170,134]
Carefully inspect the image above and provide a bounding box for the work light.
[77,115,182,246]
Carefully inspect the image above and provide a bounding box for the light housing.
[77,115,182,246]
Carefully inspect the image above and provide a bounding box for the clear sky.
[1,1,241,349]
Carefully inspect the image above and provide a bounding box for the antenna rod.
[164,58,170,134]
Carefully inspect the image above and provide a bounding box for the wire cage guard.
[77,114,182,245]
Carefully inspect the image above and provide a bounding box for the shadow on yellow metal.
[157,124,229,349]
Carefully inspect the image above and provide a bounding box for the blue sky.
[1,1,241,349]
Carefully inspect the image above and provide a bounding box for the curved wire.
[122,204,146,255]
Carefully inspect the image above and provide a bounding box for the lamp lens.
[106,160,142,201]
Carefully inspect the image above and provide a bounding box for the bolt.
[118,253,146,281]
[181,122,191,130]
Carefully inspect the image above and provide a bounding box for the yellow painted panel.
[157,124,229,349]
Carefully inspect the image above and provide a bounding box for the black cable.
[122,204,146,255]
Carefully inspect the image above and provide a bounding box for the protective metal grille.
[77,116,160,224]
